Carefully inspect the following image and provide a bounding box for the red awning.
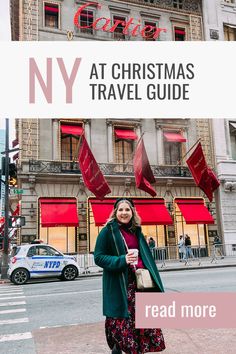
[175,198,214,224]
[61,125,84,136]
[40,198,79,227]
[45,5,59,13]
[90,198,172,226]
[114,129,138,141]
[164,132,186,142]
[175,29,186,35]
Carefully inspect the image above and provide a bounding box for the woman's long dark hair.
[106,199,141,229]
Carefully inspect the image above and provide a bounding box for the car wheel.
[11,268,29,285]
[61,265,78,281]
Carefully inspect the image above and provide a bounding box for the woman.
[177,235,186,261]
[94,198,166,354]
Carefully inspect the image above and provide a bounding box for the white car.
[8,243,80,285]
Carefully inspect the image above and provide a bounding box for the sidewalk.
[33,321,236,354]
[1,256,236,283]
[156,255,236,272]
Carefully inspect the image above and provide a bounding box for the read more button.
[135,293,236,329]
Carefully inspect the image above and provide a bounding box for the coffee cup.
[129,249,139,265]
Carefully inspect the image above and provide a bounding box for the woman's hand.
[125,250,138,265]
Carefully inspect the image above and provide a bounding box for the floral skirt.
[105,270,165,354]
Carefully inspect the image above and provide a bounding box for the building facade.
[9,2,234,255]
[15,118,219,255]
[203,0,236,41]
[211,119,236,248]
[11,0,203,42]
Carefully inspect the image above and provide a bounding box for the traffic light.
[9,163,17,187]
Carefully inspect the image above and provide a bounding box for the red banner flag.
[78,137,111,200]
[133,138,157,197]
[186,142,220,202]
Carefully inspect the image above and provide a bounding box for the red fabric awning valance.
[164,132,186,142]
[40,198,79,227]
[175,198,214,224]
[45,5,59,13]
[61,125,84,136]
[90,198,172,226]
[114,129,138,141]
[175,29,185,35]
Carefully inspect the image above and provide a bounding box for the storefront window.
[40,226,76,253]
[88,198,171,252]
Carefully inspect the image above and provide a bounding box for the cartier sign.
[74,2,167,39]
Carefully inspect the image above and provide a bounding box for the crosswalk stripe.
[0,309,26,315]
[0,288,23,292]
[0,286,23,290]
[0,332,32,342]
[0,296,25,300]
[0,292,24,296]
[0,301,26,307]
[0,318,29,325]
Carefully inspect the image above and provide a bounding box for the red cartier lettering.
[74,2,167,38]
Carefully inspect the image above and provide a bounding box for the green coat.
[94,219,164,318]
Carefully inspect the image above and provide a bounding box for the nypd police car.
[8,242,80,285]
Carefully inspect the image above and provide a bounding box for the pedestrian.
[213,234,224,259]
[94,198,165,354]
[184,235,194,259]
[177,235,185,261]
[148,237,156,249]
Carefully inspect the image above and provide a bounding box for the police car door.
[38,245,64,276]
[27,245,63,277]
[26,246,46,276]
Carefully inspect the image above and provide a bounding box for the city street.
[0,267,236,353]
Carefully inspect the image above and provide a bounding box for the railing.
[28,159,191,178]
[72,244,236,274]
[76,254,103,274]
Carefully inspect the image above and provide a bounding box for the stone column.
[155,123,164,165]
[84,120,91,146]
[107,121,113,163]
[52,119,59,160]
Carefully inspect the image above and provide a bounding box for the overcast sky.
[0,1,11,41]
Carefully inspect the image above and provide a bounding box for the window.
[115,139,134,164]
[224,25,236,41]
[164,141,181,165]
[44,2,59,29]
[113,16,126,40]
[60,124,83,161]
[173,0,183,9]
[80,9,94,34]
[229,122,236,159]
[174,27,186,41]
[163,131,185,165]
[114,128,137,165]
[144,21,157,41]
